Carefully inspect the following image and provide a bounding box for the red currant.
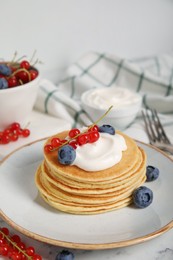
[61,139,67,145]
[51,137,61,148]
[10,122,21,130]
[88,125,99,132]
[1,227,9,235]
[69,128,80,138]
[0,244,9,256]
[20,60,30,70]
[11,234,21,244]
[21,129,30,137]
[44,144,53,153]
[17,241,26,250]
[89,131,100,143]
[16,70,30,83]
[77,133,90,145]
[26,246,35,256]
[0,238,5,245]
[10,66,17,73]
[8,76,18,88]
[3,128,12,135]
[19,252,27,260]
[1,134,10,144]
[69,140,78,149]
[10,134,19,142]
[30,70,38,80]
[15,128,23,135]
[10,252,21,260]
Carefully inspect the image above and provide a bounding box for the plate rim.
[0,138,173,250]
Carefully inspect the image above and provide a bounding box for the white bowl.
[0,74,40,130]
[81,87,142,130]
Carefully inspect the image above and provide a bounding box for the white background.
[0,0,173,81]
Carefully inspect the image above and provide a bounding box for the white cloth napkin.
[34,51,173,136]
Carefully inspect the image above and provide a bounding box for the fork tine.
[152,109,171,144]
[142,109,156,144]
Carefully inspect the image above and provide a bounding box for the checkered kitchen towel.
[34,51,173,137]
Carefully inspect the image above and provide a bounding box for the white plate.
[0,140,173,250]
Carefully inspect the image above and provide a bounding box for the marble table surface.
[0,111,173,260]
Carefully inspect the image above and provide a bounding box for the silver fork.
[142,108,173,155]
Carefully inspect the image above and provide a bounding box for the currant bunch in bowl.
[0,54,39,89]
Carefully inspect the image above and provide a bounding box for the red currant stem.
[31,58,39,67]
[19,79,23,85]
[24,121,31,129]
[87,105,113,130]
[12,68,31,82]
[51,105,113,151]
[6,51,18,66]
[29,50,37,63]
[15,55,27,63]
[11,51,18,63]
[0,230,32,259]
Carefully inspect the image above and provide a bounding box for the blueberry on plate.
[146,165,159,182]
[55,250,74,260]
[98,124,115,135]
[0,64,12,76]
[58,144,76,165]
[133,186,153,208]
[0,78,8,89]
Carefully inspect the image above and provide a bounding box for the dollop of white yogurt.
[84,87,141,109]
[72,132,127,171]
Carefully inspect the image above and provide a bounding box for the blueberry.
[133,186,153,208]
[55,250,74,260]
[0,78,8,89]
[146,165,159,182]
[0,64,12,76]
[58,144,76,165]
[98,124,115,135]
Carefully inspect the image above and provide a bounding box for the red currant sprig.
[0,122,30,145]
[44,106,113,153]
[0,227,42,259]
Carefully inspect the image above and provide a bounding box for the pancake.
[43,131,140,182]
[35,130,147,214]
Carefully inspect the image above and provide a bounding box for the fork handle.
[154,142,173,155]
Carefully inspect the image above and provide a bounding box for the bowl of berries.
[0,57,40,130]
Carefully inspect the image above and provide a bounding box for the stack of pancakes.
[35,131,146,214]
